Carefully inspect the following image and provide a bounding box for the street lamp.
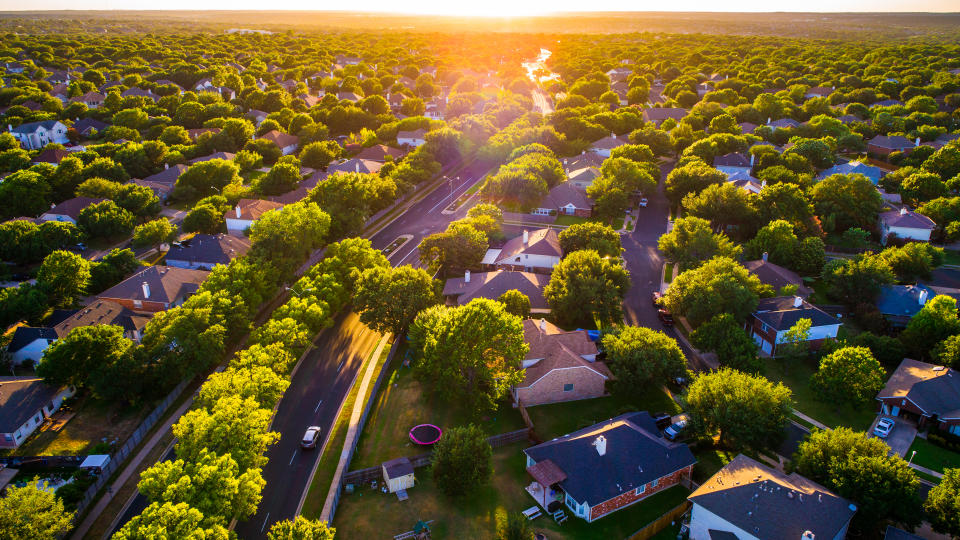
[908,450,917,466]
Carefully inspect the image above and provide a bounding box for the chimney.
[592,435,607,456]
[801,532,815,540]
[610,132,616,139]
[900,207,908,216]
[767,117,771,124]
[793,296,803,308]
[915,137,920,147]
[919,288,929,305]
[165,163,169,169]
[540,318,546,331]
[141,281,151,298]
[750,153,755,166]
[235,204,242,218]
[355,162,360,172]
[464,270,470,283]
[523,230,529,244]
[762,251,769,262]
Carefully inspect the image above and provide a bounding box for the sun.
[376,0,553,17]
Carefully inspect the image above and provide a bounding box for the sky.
[0,0,956,14]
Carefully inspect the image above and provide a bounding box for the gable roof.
[753,296,839,331]
[383,457,414,479]
[165,234,251,267]
[72,117,108,134]
[884,526,924,540]
[875,284,939,318]
[228,198,284,221]
[817,161,884,184]
[443,271,550,311]
[31,147,70,164]
[97,265,209,306]
[869,135,914,150]
[642,108,688,123]
[878,358,960,419]
[259,130,299,149]
[542,182,591,210]
[524,411,696,506]
[743,260,812,297]
[713,152,751,168]
[879,208,935,230]
[767,118,801,129]
[689,454,856,540]
[523,318,597,362]
[187,152,236,165]
[591,134,627,151]
[567,166,601,184]
[10,120,63,134]
[0,377,69,433]
[562,152,605,170]
[397,128,427,140]
[495,228,562,264]
[6,326,58,353]
[354,144,405,162]
[141,164,188,187]
[52,300,151,336]
[327,158,383,175]
[41,197,107,220]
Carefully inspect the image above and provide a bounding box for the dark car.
[300,426,322,449]
[652,291,662,307]
[657,309,674,327]
[652,412,672,430]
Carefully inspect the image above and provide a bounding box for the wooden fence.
[625,500,691,540]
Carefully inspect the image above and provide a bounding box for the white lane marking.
[397,245,419,265]
[289,450,297,465]
[261,513,270,533]
[337,360,345,372]
[314,399,323,412]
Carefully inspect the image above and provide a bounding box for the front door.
[890,406,900,416]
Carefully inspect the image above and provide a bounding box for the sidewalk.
[70,393,197,540]
[791,409,829,430]
[910,462,944,479]
[319,333,391,521]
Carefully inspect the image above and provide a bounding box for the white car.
[638,198,648,207]
[301,426,322,449]
[874,418,894,439]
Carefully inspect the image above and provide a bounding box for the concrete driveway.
[869,415,917,457]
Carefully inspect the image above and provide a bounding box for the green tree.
[249,202,331,277]
[77,200,135,238]
[174,159,241,199]
[431,424,493,499]
[793,427,922,532]
[267,517,336,540]
[558,222,622,257]
[0,483,73,540]
[132,218,175,249]
[603,326,687,391]
[498,513,534,540]
[37,250,91,307]
[259,160,302,196]
[544,250,630,326]
[685,368,792,451]
[113,502,229,540]
[664,257,767,327]
[901,295,960,361]
[812,346,886,405]
[195,367,290,411]
[665,160,726,206]
[408,299,526,412]
[691,313,762,373]
[36,324,139,401]
[744,220,799,265]
[900,171,947,206]
[878,243,944,282]
[657,216,741,271]
[821,254,895,305]
[795,236,827,276]
[925,468,960,537]
[809,173,884,233]
[682,183,755,231]
[0,170,52,220]
[183,203,226,234]
[418,222,488,275]
[173,395,278,473]
[299,141,341,170]
[497,289,531,319]
[354,265,440,335]
[778,318,812,360]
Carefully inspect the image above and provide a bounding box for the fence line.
[71,378,191,521]
[626,500,691,540]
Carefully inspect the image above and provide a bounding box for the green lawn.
[909,437,960,474]
[764,357,876,431]
[333,443,690,540]
[611,216,625,230]
[554,214,592,227]
[943,249,960,266]
[525,387,681,442]
[351,349,525,470]
[806,278,831,305]
[663,263,674,284]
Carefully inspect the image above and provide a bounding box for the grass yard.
[943,249,960,266]
[663,262,674,284]
[351,352,525,470]
[525,387,681,442]
[764,357,876,431]
[10,394,148,456]
[333,444,690,540]
[611,216,625,230]
[806,278,831,305]
[691,447,739,484]
[554,214,593,227]
[908,437,960,474]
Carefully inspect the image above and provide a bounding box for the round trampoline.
[409,424,442,445]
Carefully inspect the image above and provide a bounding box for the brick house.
[688,454,856,540]
[747,296,840,356]
[96,265,209,313]
[492,229,562,274]
[867,135,916,157]
[534,182,592,217]
[259,130,300,155]
[524,411,696,522]
[512,319,609,406]
[877,358,960,435]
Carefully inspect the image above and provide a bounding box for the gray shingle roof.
[689,454,856,540]
[884,526,924,540]
[165,234,250,268]
[97,265,209,305]
[543,182,591,210]
[442,271,549,310]
[879,209,935,230]
[10,120,61,134]
[6,327,58,353]
[524,412,696,506]
[878,358,960,420]
[753,296,838,331]
[0,377,67,433]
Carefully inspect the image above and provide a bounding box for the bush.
[928,430,960,453]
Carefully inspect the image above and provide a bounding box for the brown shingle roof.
[260,130,300,149]
[41,197,107,220]
[228,198,284,221]
[495,228,562,264]
[354,144,406,162]
[443,271,550,310]
[523,319,598,362]
[878,358,960,419]
[743,260,812,297]
[97,265,209,306]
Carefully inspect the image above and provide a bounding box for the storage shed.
[382,457,415,493]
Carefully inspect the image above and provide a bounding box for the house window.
[133,300,142,309]
[3,434,11,442]
[760,322,771,333]
[635,484,646,495]
[651,478,659,488]
[563,383,574,392]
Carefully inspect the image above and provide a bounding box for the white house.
[39,197,107,225]
[590,134,627,157]
[714,152,753,177]
[879,207,936,245]
[225,199,284,233]
[688,454,856,540]
[9,120,69,150]
[397,129,427,147]
[748,296,841,356]
[491,229,562,274]
[0,378,76,449]
[567,166,601,189]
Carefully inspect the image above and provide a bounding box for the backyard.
[764,356,876,432]
[525,387,681,441]
[350,350,526,470]
[333,443,691,540]
[908,437,960,474]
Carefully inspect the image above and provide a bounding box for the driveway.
[869,415,917,457]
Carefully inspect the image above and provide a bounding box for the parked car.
[652,412,673,430]
[658,309,674,327]
[874,418,895,439]
[664,418,688,441]
[301,426,322,449]
[652,291,662,306]
[639,197,648,207]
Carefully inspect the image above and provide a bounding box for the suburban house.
[875,285,945,327]
[442,270,550,313]
[31,147,70,164]
[868,135,916,156]
[878,207,935,244]
[817,161,885,185]
[641,108,688,126]
[397,129,427,147]
[590,134,627,157]
[72,117,109,137]
[523,411,696,522]
[9,120,69,150]
[245,109,269,126]
[688,454,857,540]
[327,158,383,175]
[747,296,841,356]
[5,300,151,366]
[225,198,284,233]
[96,265,209,313]
[534,182,592,217]
[0,378,76,449]
[562,152,604,172]
[513,318,609,406]
[714,152,753,177]
[259,130,300,155]
[38,197,107,224]
[739,121,759,134]
[877,358,960,435]
[567,166,601,189]
[727,171,765,195]
[491,229,562,274]
[165,234,251,270]
[187,151,236,165]
[354,144,406,162]
[743,258,813,297]
[69,91,105,109]
[805,86,835,99]
[134,164,188,201]
[767,118,801,129]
